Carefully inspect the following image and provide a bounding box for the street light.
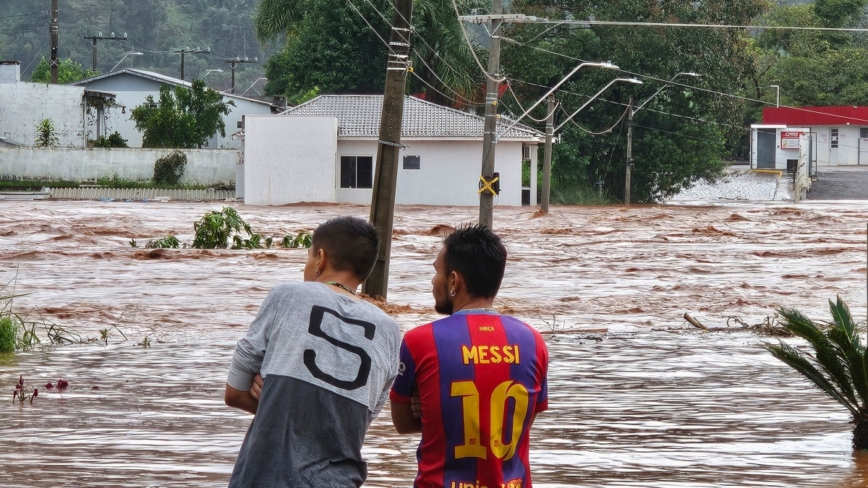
[769,84,780,108]
[496,61,620,139]
[110,52,142,72]
[203,69,223,79]
[537,77,642,213]
[624,71,701,205]
[239,77,267,97]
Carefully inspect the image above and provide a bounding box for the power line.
[501,37,868,125]
[460,16,868,33]
[451,0,506,83]
[559,103,630,135]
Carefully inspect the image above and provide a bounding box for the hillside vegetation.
[0,0,276,97]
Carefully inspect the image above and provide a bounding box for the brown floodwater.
[1,200,867,486]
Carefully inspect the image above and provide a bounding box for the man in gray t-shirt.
[224,217,400,488]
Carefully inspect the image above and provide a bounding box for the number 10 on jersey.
[450,380,530,461]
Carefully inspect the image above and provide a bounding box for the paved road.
[807,166,868,200]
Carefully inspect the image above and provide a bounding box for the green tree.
[253,0,482,106]
[130,80,234,148]
[502,0,765,202]
[30,58,97,84]
[765,297,868,450]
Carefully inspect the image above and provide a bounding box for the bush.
[0,316,14,354]
[550,182,617,206]
[91,131,128,148]
[153,150,187,186]
[34,118,59,148]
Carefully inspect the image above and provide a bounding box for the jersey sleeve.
[226,288,279,391]
[389,338,417,404]
[535,333,549,412]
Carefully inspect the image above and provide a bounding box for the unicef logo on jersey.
[303,305,377,391]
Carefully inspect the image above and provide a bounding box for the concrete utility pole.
[541,96,555,213]
[174,47,210,81]
[83,33,127,72]
[625,98,634,205]
[478,0,504,229]
[362,0,413,299]
[224,57,258,94]
[49,0,58,84]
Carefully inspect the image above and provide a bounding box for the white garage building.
[238,95,542,206]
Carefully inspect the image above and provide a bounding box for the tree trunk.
[853,413,868,450]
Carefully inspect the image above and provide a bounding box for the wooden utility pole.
[541,96,555,213]
[49,0,58,84]
[225,57,258,94]
[83,33,127,72]
[625,98,634,205]
[174,47,210,81]
[362,0,413,299]
[478,0,504,229]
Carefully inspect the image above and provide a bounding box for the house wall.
[77,74,272,149]
[335,139,528,206]
[751,127,810,170]
[242,115,337,205]
[811,125,867,166]
[0,146,237,185]
[0,82,86,147]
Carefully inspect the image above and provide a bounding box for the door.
[830,128,840,166]
[756,129,776,169]
[859,128,868,165]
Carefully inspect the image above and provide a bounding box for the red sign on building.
[780,131,802,150]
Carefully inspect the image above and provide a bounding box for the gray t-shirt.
[226,282,401,488]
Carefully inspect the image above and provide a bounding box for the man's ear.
[315,247,327,274]
[449,270,463,294]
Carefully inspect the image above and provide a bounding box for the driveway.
[808,166,868,200]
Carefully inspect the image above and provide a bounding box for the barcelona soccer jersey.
[391,311,549,488]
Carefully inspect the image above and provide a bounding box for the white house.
[238,94,542,207]
[756,106,868,168]
[0,61,115,148]
[71,69,277,149]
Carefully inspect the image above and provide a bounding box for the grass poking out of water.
[0,316,14,353]
[550,182,618,206]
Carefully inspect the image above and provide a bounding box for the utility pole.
[174,47,210,81]
[224,57,258,94]
[625,98,633,205]
[541,96,555,213]
[478,0,504,229]
[49,0,59,84]
[362,0,413,299]
[83,33,127,72]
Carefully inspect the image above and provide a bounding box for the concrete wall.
[0,146,237,185]
[77,74,272,149]
[0,82,86,147]
[751,127,810,170]
[335,139,528,206]
[243,115,338,205]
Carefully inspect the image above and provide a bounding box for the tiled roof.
[281,95,542,140]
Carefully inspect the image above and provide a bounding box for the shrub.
[0,316,14,353]
[153,150,187,186]
[34,118,59,148]
[192,207,251,249]
[91,131,128,148]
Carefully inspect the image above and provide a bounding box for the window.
[831,128,839,149]
[403,155,420,170]
[861,128,868,139]
[340,156,373,189]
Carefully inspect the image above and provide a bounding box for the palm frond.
[778,306,859,407]
[254,0,302,44]
[765,341,860,416]
[830,295,862,352]
[828,326,868,407]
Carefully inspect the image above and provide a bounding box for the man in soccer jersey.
[224,216,401,487]
[391,224,549,488]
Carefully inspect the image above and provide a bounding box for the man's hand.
[225,384,259,415]
[250,373,264,401]
[410,391,422,419]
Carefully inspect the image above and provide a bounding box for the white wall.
[0,82,86,147]
[335,139,529,206]
[811,125,864,166]
[0,147,237,185]
[243,115,338,205]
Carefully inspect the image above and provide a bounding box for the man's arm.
[225,384,258,415]
[391,400,422,434]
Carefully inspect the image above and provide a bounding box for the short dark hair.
[312,217,380,280]
[443,224,507,299]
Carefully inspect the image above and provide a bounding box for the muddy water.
[1,200,868,486]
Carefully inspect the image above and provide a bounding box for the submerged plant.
[12,375,38,405]
[145,235,181,249]
[281,232,312,249]
[0,316,14,354]
[192,207,252,249]
[764,296,868,450]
